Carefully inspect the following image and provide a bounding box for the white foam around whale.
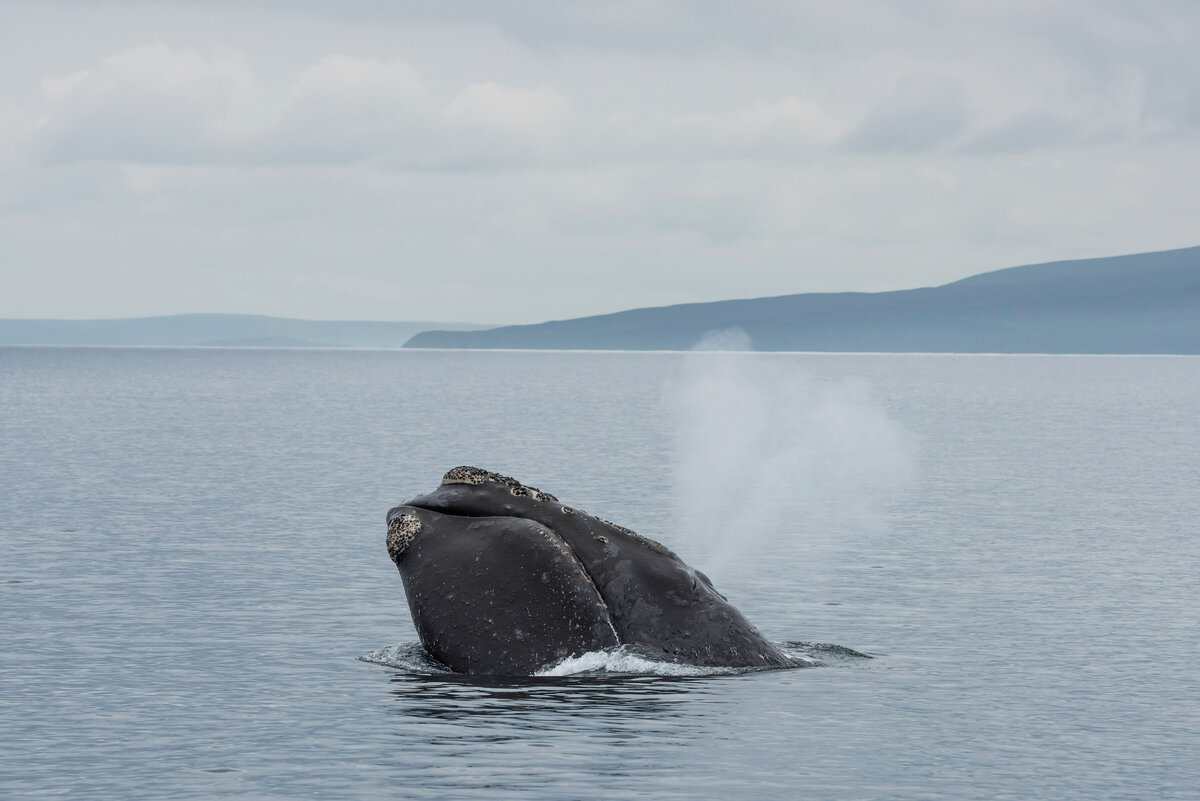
[358,641,856,677]
[533,647,741,677]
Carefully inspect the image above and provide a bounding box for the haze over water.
[2,347,1197,800]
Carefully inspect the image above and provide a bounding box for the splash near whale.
[386,467,791,676]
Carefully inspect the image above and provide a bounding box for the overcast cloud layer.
[3,0,1199,323]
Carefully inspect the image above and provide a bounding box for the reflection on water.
[387,671,705,725]
[371,641,876,797]
[379,670,732,796]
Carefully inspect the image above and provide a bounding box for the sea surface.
[1,347,1197,800]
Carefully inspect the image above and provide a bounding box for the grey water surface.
[1,347,1197,800]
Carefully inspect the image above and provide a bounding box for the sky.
[2,1,1199,324]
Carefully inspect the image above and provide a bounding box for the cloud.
[840,74,970,153]
[269,55,429,163]
[290,54,425,102]
[27,44,575,169]
[85,0,832,54]
[655,98,846,161]
[435,82,568,167]
[960,112,1082,154]
[959,63,1180,154]
[42,71,90,100]
[37,44,259,164]
[37,47,436,166]
[445,82,566,132]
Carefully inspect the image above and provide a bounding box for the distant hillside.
[0,314,489,348]
[405,246,1200,354]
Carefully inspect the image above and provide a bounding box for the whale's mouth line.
[403,486,574,522]
[404,494,598,576]
[404,497,508,519]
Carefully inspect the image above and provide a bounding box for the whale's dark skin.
[387,466,791,676]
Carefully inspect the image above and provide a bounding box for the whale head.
[386,466,790,676]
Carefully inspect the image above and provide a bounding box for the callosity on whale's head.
[386,466,790,676]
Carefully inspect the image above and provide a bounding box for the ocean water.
[1,347,1197,800]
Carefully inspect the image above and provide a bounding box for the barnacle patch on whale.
[440,465,558,502]
[386,514,422,559]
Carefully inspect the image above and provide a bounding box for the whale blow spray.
[667,329,914,583]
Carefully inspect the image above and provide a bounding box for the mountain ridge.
[0,313,488,348]
[404,245,1200,354]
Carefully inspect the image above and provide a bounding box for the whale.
[386,466,791,675]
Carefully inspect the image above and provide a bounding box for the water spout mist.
[666,329,914,582]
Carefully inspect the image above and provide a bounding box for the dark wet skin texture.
[387,467,791,676]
